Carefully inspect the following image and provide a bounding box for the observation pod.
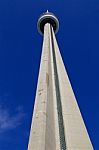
[37,11,59,35]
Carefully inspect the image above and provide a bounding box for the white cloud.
[0,105,25,133]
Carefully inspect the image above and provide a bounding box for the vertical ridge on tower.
[50,25,66,150]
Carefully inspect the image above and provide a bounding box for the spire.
[46,10,49,13]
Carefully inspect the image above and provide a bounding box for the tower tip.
[37,11,59,35]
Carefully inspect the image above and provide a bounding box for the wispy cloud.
[0,105,26,133]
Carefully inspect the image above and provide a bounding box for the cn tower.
[28,11,93,150]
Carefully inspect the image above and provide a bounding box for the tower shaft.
[28,23,93,150]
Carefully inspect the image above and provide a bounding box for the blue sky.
[0,0,99,149]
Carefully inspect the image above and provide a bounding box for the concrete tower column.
[28,11,93,150]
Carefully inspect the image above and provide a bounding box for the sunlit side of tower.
[28,11,93,150]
